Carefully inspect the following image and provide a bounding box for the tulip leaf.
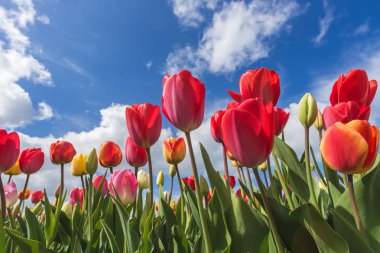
[100,220,120,253]
[0,215,5,253]
[334,161,380,251]
[25,207,46,245]
[184,183,201,229]
[139,192,152,234]
[6,228,57,253]
[200,143,231,210]
[290,204,349,253]
[171,225,189,253]
[138,205,155,253]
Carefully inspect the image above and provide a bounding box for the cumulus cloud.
[166,0,300,75]
[312,0,334,46]
[0,0,53,129]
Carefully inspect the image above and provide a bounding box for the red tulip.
[273,107,290,136]
[0,130,20,173]
[210,110,225,143]
[19,148,44,174]
[93,175,108,196]
[321,120,379,174]
[330,69,377,106]
[99,141,122,168]
[69,188,84,207]
[224,175,236,188]
[31,190,44,204]
[207,189,213,202]
[125,103,162,148]
[228,67,280,105]
[125,137,147,168]
[236,189,248,202]
[323,101,370,129]
[162,70,205,132]
[182,176,195,190]
[50,141,76,165]
[221,98,275,168]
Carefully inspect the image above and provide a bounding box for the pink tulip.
[69,188,84,208]
[0,180,18,209]
[93,175,108,196]
[125,136,148,168]
[109,169,138,205]
[0,130,20,173]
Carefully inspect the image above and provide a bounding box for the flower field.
[0,68,379,253]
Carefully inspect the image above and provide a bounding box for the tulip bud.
[298,93,318,128]
[62,202,73,217]
[137,170,149,189]
[314,110,324,131]
[55,184,61,198]
[200,175,209,196]
[162,137,186,165]
[310,162,314,171]
[259,162,267,171]
[86,148,98,176]
[156,170,164,186]
[169,165,177,177]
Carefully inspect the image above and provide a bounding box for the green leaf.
[6,228,57,253]
[138,206,155,253]
[25,207,46,245]
[139,192,152,235]
[0,214,6,253]
[100,220,121,253]
[290,204,349,253]
[171,225,189,253]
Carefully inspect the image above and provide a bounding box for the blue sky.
[1,0,380,196]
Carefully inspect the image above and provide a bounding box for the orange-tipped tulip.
[162,137,186,165]
[99,141,122,168]
[50,141,76,165]
[321,120,379,174]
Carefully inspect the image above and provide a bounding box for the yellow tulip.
[71,154,88,176]
[4,160,22,176]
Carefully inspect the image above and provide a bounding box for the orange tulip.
[50,141,76,165]
[99,141,122,168]
[18,188,31,200]
[321,120,379,174]
[162,137,186,165]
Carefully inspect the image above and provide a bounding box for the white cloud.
[166,0,301,75]
[352,21,369,36]
[146,60,153,70]
[312,0,334,46]
[36,15,49,24]
[0,0,53,129]
[169,0,219,28]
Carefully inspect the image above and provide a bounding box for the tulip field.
[0,68,379,253]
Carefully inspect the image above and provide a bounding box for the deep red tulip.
[19,148,44,174]
[330,69,377,106]
[162,70,205,132]
[221,98,275,168]
[69,188,84,207]
[323,101,370,129]
[224,175,236,188]
[274,107,290,136]
[228,67,280,105]
[99,141,122,168]
[125,103,162,148]
[210,110,225,143]
[31,190,44,204]
[182,176,195,191]
[236,188,248,202]
[93,175,108,196]
[125,137,148,168]
[0,130,20,173]
[50,141,76,165]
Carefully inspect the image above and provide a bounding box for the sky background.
[1,0,379,201]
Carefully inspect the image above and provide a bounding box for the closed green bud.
[169,164,177,177]
[200,175,209,196]
[61,202,73,218]
[86,148,98,176]
[314,109,324,131]
[156,170,164,186]
[298,93,318,128]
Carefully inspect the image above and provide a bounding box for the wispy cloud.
[353,21,369,36]
[146,60,153,70]
[63,57,93,81]
[312,0,334,46]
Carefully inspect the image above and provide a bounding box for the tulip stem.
[174,164,185,226]
[81,176,86,192]
[110,167,113,174]
[253,168,284,253]
[132,166,139,218]
[134,167,138,178]
[60,164,64,205]
[272,152,295,210]
[0,177,6,221]
[222,143,231,197]
[88,174,93,252]
[17,174,30,216]
[145,148,154,207]
[7,175,12,184]
[263,170,269,188]
[236,166,242,182]
[185,132,213,253]
[245,167,255,199]
[346,174,367,239]
[240,167,247,186]
[169,176,174,202]
[267,158,273,185]
[304,127,320,213]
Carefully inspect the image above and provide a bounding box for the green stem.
[304,127,320,213]
[132,167,138,217]
[272,152,295,209]
[246,167,255,199]
[263,170,269,188]
[169,175,174,202]
[175,164,185,226]
[7,175,12,184]
[318,130,335,207]
[222,143,231,197]
[60,164,64,205]
[110,167,113,174]
[267,158,273,185]
[88,174,93,252]
[185,132,213,253]
[240,167,247,186]
[17,174,30,216]
[0,177,6,221]
[253,168,284,253]
[146,148,154,207]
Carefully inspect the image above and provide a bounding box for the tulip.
[69,188,84,208]
[71,154,88,176]
[322,101,370,129]
[321,120,379,174]
[50,141,76,165]
[0,181,17,209]
[31,190,44,204]
[274,107,290,136]
[162,70,205,132]
[0,130,20,173]
[210,110,225,143]
[99,141,122,170]
[330,69,377,106]
[93,175,108,196]
[125,136,147,170]
[236,188,248,203]
[314,110,324,132]
[109,169,138,205]
[156,170,164,186]
[228,67,280,105]
[18,189,30,200]
[125,103,162,148]
[19,148,44,174]
[169,164,176,177]
[182,176,195,191]
[224,175,236,188]
[298,93,318,128]
[221,98,275,168]
[137,170,149,189]
[86,148,98,176]
[62,202,73,217]
[163,137,186,165]
[206,189,213,202]
[4,160,22,176]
